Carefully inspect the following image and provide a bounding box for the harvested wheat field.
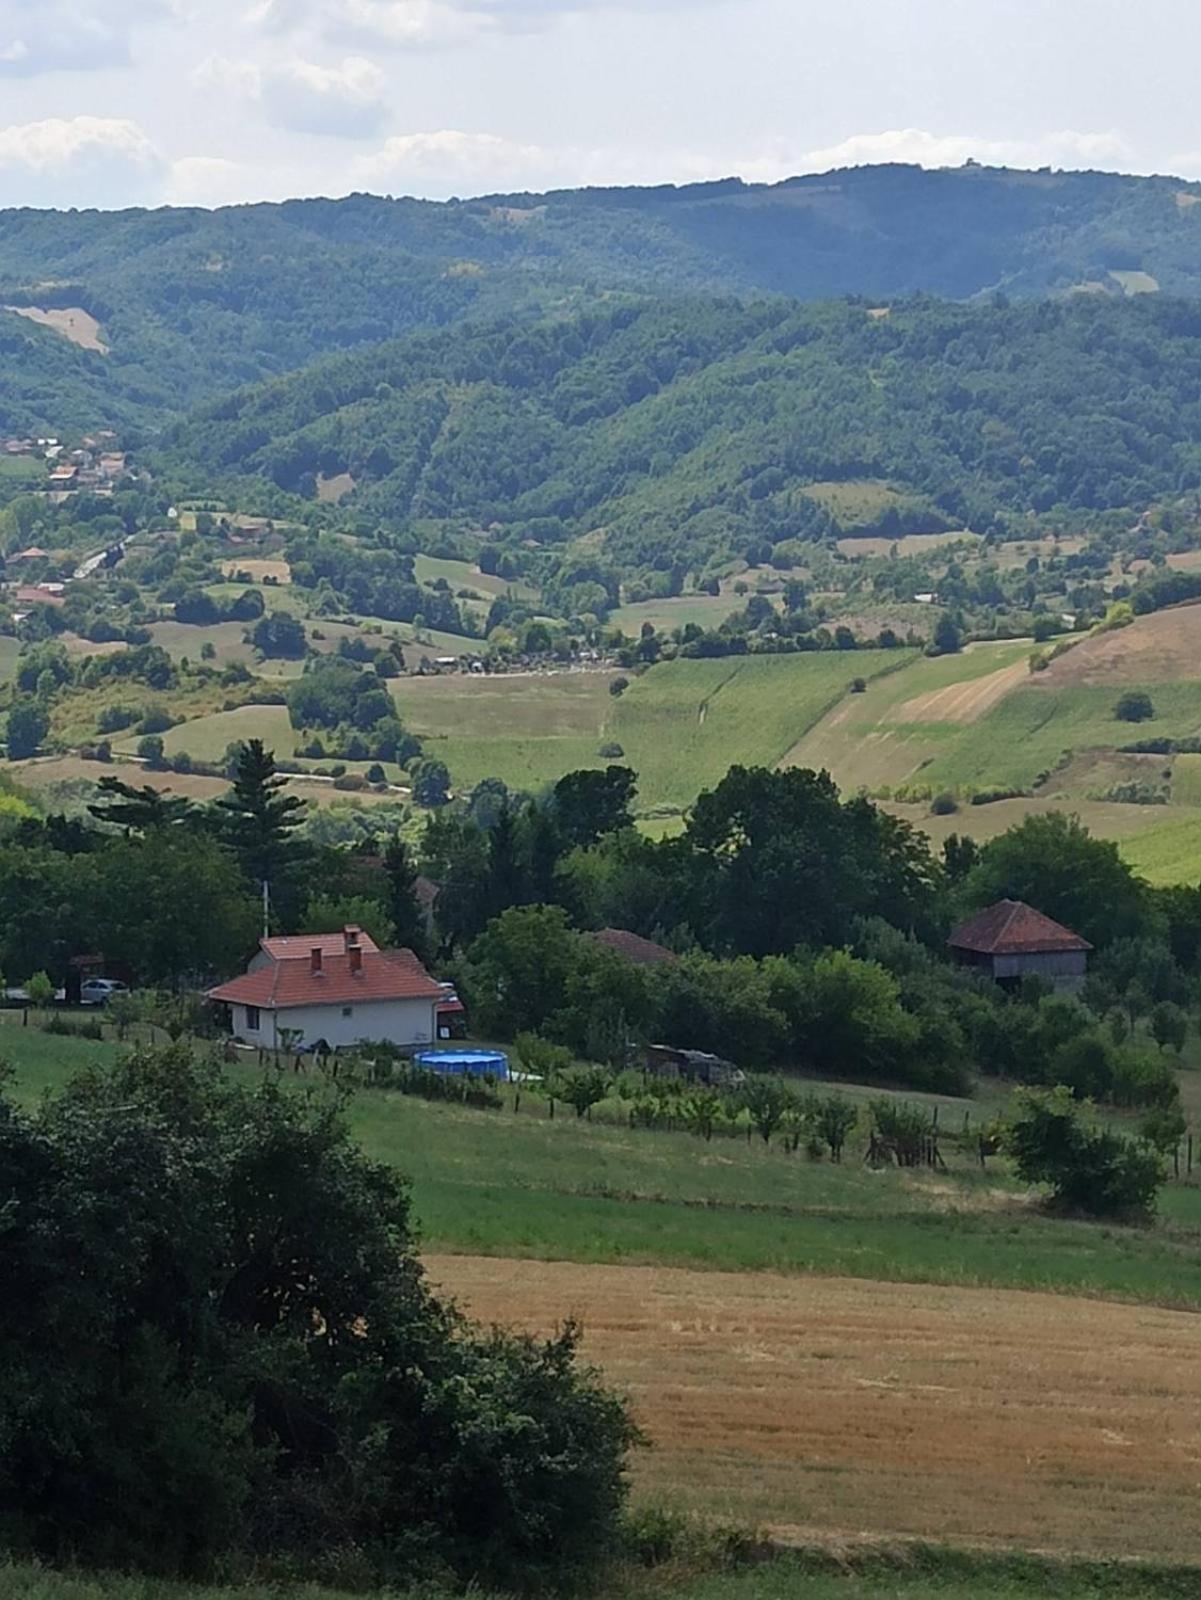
[428,1255,1201,1563]
[891,658,1030,724]
[1040,605,1201,686]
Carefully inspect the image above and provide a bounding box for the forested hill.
[170,293,1201,579]
[4,162,1201,431]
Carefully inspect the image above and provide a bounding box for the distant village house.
[948,899,1091,993]
[208,925,447,1052]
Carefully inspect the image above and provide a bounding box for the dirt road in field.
[426,1255,1201,1562]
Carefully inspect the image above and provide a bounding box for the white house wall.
[230,997,438,1050]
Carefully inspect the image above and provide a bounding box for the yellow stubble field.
[428,1255,1201,1562]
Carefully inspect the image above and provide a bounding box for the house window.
[341,1005,353,1018]
[245,1006,260,1031]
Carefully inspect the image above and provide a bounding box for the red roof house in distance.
[209,924,444,1052]
[587,928,678,967]
[248,927,381,972]
[948,900,1092,992]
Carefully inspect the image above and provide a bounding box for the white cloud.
[194,52,389,138]
[248,0,492,47]
[0,0,177,77]
[246,0,716,50]
[781,127,1132,181]
[165,155,254,207]
[192,53,262,98]
[0,116,163,206]
[263,55,388,136]
[354,129,552,192]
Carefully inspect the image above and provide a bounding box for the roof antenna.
[262,878,270,940]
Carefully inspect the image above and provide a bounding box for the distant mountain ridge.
[2,162,1201,433]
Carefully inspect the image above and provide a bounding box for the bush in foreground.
[1005,1085,1164,1219]
[0,1047,637,1588]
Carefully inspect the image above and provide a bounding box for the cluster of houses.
[3,431,129,503]
[203,900,1090,1068]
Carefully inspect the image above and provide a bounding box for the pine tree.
[88,774,193,833]
[215,740,307,895]
[383,833,428,960]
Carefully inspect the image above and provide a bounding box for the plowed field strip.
[427,1255,1201,1562]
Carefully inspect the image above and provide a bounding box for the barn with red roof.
[948,899,1091,992]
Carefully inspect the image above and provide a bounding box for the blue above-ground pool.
[415,1048,510,1081]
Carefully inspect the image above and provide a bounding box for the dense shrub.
[1006,1085,1164,1218]
[0,1047,635,1586]
[1114,690,1155,723]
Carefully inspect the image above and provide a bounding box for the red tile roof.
[208,947,443,1010]
[259,930,380,961]
[948,900,1092,956]
[589,927,679,966]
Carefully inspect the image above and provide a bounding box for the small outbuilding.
[948,899,1092,993]
[645,1044,743,1087]
[588,928,678,967]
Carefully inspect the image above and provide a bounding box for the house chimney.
[349,944,363,976]
[310,947,323,975]
[343,924,361,953]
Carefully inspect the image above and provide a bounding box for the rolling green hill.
[7,161,1201,431]
[167,292,1201,585]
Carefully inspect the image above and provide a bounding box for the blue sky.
[0,0,1196,209]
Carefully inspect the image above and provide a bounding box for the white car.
[80,978,128,1006]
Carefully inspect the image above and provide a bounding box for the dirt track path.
[426,1255,1201,1562]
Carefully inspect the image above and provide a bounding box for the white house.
[209,926,444,1052]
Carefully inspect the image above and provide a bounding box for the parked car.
[80,978,129,1006]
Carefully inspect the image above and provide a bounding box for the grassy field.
[611,593,749,635]
[10,1550,1201,1600]
[612,652,907,812]
[391,670,617,793]
[11,1029,1201,1574]
[1122,811,1201,886]
[0,632,20,683]
[9,1026,1201,1308]
[893,794,1182,852]
[919,680,1201,793]
[782,641,1030,792]
[413,553,538,603]
[153,705,294,763]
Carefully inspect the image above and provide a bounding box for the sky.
[0,0,1199,210]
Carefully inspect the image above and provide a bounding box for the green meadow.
[9,1024,1201,1310]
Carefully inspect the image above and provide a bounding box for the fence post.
[1189,1134,1194,1176]
[1175,1143,1181,1179]
[549,1097,554,1120]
